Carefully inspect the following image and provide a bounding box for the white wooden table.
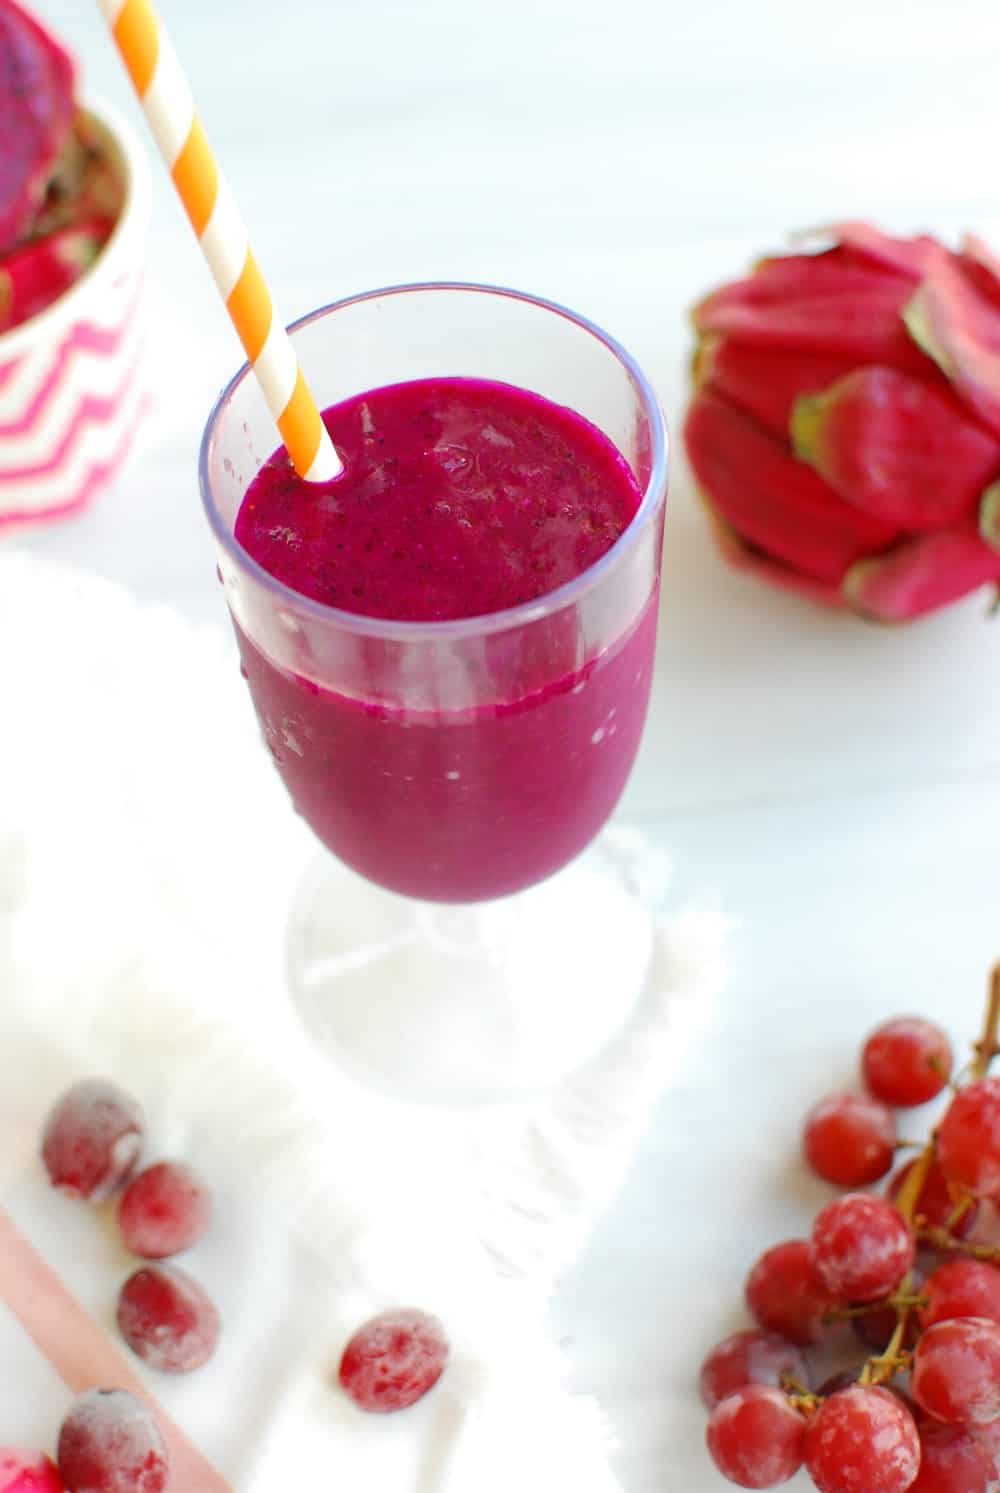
[13,1,1000,1486]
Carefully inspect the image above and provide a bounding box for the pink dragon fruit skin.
[685,222,1000,622]
[0,0,76,256]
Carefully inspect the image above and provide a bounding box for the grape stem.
[857,1138,934,1387]
[917,1226,1000,1263]
[781,1374,822,1414]
[970,962,1000,1081]
[825,1292,927,1323]
[859,964,1000,1389]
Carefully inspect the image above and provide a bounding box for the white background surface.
[9,1,1000,1487]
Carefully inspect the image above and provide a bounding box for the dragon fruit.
[0,218,111,331]
[0,0,122,334]
[684,222,1000,621]
[0,0,75,254]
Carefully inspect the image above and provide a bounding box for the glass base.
[287,850,655,1106]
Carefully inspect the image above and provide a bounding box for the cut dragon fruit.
[0,0,76,256]
[0,217,111,333]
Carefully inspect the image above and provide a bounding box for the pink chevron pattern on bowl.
[0,100,151,528]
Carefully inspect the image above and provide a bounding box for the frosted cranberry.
[745,1239,832,1346]
[699,1329,807,1409]
[339,1309,448,1412]
[802,1092,896,1186]
[117,1265,220,1373]
[911,1316,1000,1425]
[809,1193,915,1304]
[862,1017,952,1107]
[118,1162,211,1259]
[57,1390,168,1493]
[0,1449,65,1492]
[706,1385,805,1488]
[887,1159,978,1238]
[41,1081,144,1202]
[803,1385,920,1493]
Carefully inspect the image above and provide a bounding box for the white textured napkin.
[0,550,727,1491]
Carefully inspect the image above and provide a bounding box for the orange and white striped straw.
[97,0,342,483]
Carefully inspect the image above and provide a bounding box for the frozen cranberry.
[41,1081,144,1202]
[0,1449,65,1492]
[117,1265,220,1374]
[338,1309,449,1412]
[118,1162,211,1259]
[57,1390,168,1493]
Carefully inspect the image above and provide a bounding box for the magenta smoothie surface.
[234,377,658,901]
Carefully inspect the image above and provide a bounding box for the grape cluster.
[701,978,1000,1492]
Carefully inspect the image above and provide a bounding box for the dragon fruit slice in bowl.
[0,95,152,529]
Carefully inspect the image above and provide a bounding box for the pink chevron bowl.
[0,98,152,528]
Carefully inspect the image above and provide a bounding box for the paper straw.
[97,0,342,483]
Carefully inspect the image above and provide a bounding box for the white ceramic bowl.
[0,95,151,527]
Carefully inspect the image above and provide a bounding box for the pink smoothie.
[234,378,658,901]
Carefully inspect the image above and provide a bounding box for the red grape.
[853,1296,922,1353]
[745,1240,832,1346]
[938,1079,1000,1201]
[909,1423,995,1493]
[817,1373,919,1420]
[118,1161,211,1259]
[338,1309,448,1412]
[810,1194,915,1304]
[0,1449,65,1492]
[887,1159,978,1239]
[705,1385,804,1489]
[816,1371,860,1397]
[973,1415,1000,1471]
[41,1081,144,1202]
[919,1259,1000,1331]
[911,1316,1000,1425]
[862,1018,953,1107]
[803,1092,896,1187]
[699,1329,807,1410]
[802,1385,920,1493]
[57,1390,168,1493]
